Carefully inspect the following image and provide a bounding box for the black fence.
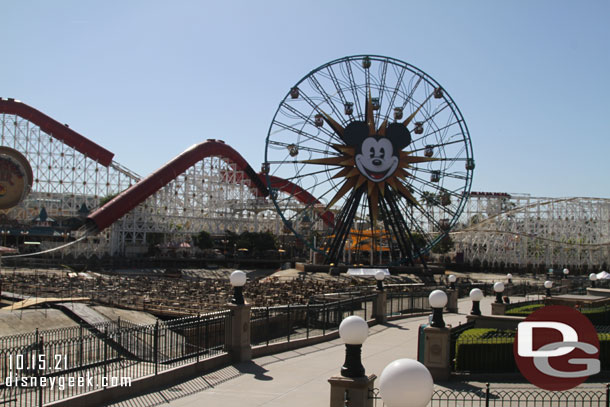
[449,320,476,371]
[386,291,431,317]
[371,383,609,406]
[0,311,231,407]
[250,294,376,346]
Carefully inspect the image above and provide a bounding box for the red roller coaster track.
[87,139,333,232]
[0,98,114,166]
[1,98,332,233]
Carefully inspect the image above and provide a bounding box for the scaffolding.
[452,193,610,268]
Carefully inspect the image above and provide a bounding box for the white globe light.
[563,268,569,275]
[229,270,247,287]
[339,315,368,345]
[469,288,483,301]
[428,290,448,308]
[448,274,457,283]
[544,280,553,289]
[506,273,513,279]
[375,270,386,281]
[493,282,505,293]
[379,358,434,407]
[589,273,598,281]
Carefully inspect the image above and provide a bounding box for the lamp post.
[230,270,246,305]
[375,270,385,291]
[428,290,447,328]
[339,315,368,378]
[493,282,505,304]
[470,288,483,315]
[563,268,569,279]
[544,280,553,297]
[589,272,597,288]
[378,359,434,407]
[506,273,513,284]
[448,274,456,290]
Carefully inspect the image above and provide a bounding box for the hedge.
[505,303,610,325]
[454,328,610,373]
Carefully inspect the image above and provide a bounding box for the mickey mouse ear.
[385,122,411,150]
[343,121,370,148]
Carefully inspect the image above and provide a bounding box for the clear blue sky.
[2,1,609,198]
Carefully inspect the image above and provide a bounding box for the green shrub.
[454,328,517,372]
[454,328,610,372]
[504,303,544,316]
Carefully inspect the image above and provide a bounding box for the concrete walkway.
[107,295,600,407]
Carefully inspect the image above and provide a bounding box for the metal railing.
[370,383,609,406]
[386,291,431,317]
[250,294,376,346]
[0,310,231,407]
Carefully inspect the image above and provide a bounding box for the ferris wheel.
[264,55,474,266]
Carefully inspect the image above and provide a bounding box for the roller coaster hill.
[0,98,320,268]
[0,98,608,272]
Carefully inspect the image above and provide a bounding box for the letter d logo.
[514,305,600,391]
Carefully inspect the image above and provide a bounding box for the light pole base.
[328,374,376,407]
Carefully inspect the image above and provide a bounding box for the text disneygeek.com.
[5,374,132,390]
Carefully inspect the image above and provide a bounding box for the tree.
[432,235,454,254]
[237,231,277,254]
[194,230,214,250]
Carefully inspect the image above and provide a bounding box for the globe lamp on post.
[448,274,457,290]
[230,270,247,305]
[589,272,597,288]
[493,282,505,304]
[469,288,483,316]
[506,273,513,284]
[544,280,553,297]
[563,268,569,279]
[339,315,368,378]
[375,270,385,291]
[428,290,447,328]
[378,358,434,407]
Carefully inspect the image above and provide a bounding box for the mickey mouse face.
[344,121,411,183]
[356,137,398,182]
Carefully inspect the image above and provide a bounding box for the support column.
[328,374,376,407]
[226,303,252,362]
[422,326,451,381]
[491,302,507,315]
[446,289,458,313]
[373,291,387,323]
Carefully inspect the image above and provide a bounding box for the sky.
[2,0,609,199]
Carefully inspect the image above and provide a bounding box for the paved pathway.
[108,295,604,407]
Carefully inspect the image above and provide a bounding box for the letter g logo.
[514,305,600,391]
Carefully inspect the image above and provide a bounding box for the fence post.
[606,383,609,407]
[79,325,83,368]
[287,304,291,342]
[104,325,108,386]
[154,320,159,375]
[226,303,252,362]
[373,291,387,323]
[197,314,201,363]
[485,383,490,407]
[328,375,376,407]
[323,303,327,336]
[422,323,451,381]
[446,288,458,313]
[306,303,310,339]
[266,307,270,346]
